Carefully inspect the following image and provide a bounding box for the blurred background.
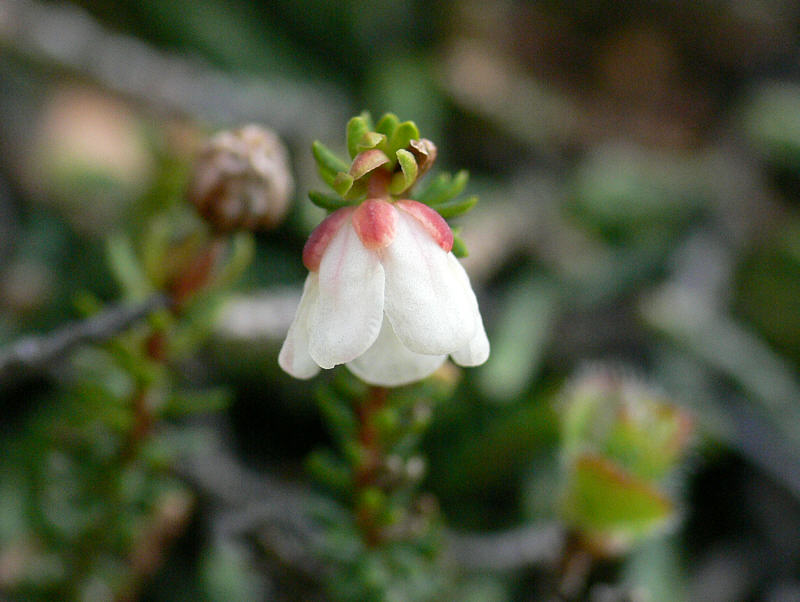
[1,0,800,600]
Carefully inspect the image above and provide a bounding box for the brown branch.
[0,293,169,382]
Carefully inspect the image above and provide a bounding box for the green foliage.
[314,501,449,602]
[387,121,421,159]
[450,231,469,258]
[308,370,456,600]
[347,113,373,159]
[375,113,400,138]
[557,369,692,554]
[1,345,196,598]
[412,170,476,222]
[107,235,153,300]
[309,190,356,211]
[561,454,673,548]
[312,140,349,187]
[0,134,255,598]
[389,149,418,195]
[413,170,469,206]
[431,195,478,219]
[309,114,478,231]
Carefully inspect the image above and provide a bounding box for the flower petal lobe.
[278,274,322,379]
[309,222,385,368]
[302,207,354,272]
[347,319,446,386]
[396,199,453,252]
[383,212,475,355]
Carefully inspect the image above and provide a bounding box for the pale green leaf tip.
[332,172,354,196]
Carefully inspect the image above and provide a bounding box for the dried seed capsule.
[188,125,294,232]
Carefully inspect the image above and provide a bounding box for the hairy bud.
[188,125,294,232]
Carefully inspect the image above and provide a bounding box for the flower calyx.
[309,112,478,256]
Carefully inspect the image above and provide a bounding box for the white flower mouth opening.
[279,199,489,386]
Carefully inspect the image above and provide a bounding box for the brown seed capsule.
[408,138,438,176]
[188,125,294,232]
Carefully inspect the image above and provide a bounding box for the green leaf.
[175,290,231,350]
[413,173,450,204]
[306,449,352,495]
[388,121,420,157]
[389,149,418,195]
[72,290,104,317]
[414,170,469,206]
[312,141,349,186]
[347,114,372,159]
[373,407,401,441]
[164,388,232,416]
[317,387,357,448]
[308,190,353,211]
[357,486,387,516]
[603,403,692,481]
[140,215,172,287]
[211,232,256,291]
[107,234,152,299]
[356,132,387,154]
[375,113,400,137]
[451,232,469,258]
[333,172,355,197]
[431,170,469,205]
[433,195,478,218]
[562,454,673,537]
[345,179,368,201]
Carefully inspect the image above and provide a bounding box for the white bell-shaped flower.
[279,199,489,386]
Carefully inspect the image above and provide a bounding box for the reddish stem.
[169,237,226,307]
[125,237,224,459]
[356,386,387,485]
[355,386,388,545]
[124,389,152,458]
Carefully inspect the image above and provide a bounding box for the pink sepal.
[302,207,354,271]
[349,149,390,179]
[352,199,398,250]
[395,200,454,252]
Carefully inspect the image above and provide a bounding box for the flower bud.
[560,367,692,478]
[558,366,693,556]
[188,125,294,232]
